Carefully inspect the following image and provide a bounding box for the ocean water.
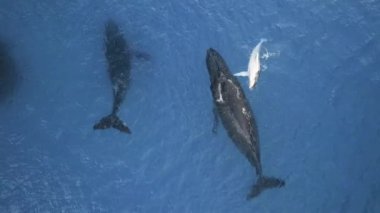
[1,0,380,212]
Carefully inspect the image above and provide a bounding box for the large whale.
[206,48,284,199]
[93,20,133,133]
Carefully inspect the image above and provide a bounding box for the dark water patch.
[0,39,20,103]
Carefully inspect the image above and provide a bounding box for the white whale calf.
[234,38,267,89]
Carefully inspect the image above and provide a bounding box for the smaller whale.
[94,19,147,133]
[234,38,267,89]
[206,48,284,199]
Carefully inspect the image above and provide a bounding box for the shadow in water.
[0,39,19,104]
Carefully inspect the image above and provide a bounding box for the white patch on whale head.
[235,85,242,99]
[242,107,247,115]
[216,83,224,103]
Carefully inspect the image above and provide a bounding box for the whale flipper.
[133,50,151,60]
[93,114,131,134]
[212,106,219,134]
[234,71,249,77]
[247,176,285,199]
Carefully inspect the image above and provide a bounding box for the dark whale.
[0,40,18,103]
[205,48,284,199]
[93,20,133,133]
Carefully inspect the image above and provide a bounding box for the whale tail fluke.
[247,176,285,199]
[93,114,131,134]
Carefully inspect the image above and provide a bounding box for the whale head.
[206,48,229,83]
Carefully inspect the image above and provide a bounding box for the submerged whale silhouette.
[94,20,133,133]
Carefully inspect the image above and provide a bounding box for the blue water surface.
[1,0,380,212]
